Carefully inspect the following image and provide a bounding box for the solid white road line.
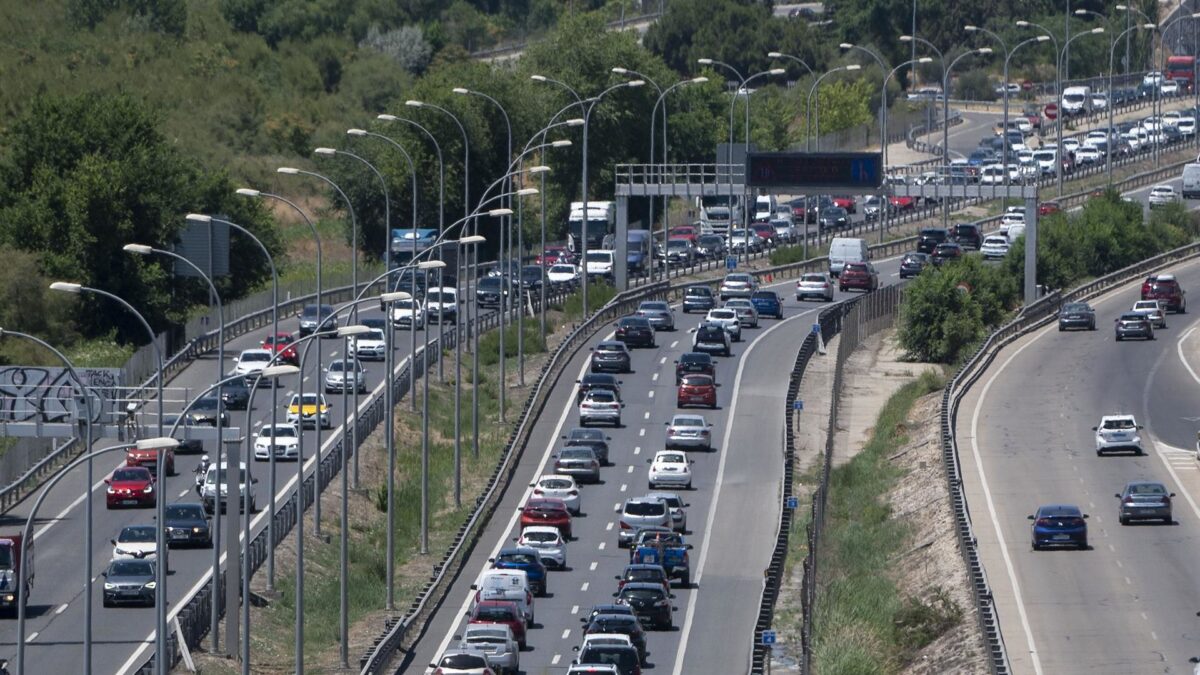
[670,305,819,675]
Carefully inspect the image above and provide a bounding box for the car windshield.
[498,552,540,565]
[241,352,270,363]
[292,394,323,406]
[165,505,204,520]
[112,468,149,482]
[586,391,616,403]
[726,274,752,283]
[1120,313,1146,321]
[568,428,605,441]
[426,292,453,303]
[328,360,358,373]
[658,453,686,463]
[672,416,705,426]
[586,252,612,263]
[680,354,709,364]
[680,375,713,386]
[109,560,153,576]
[685,287,711,296]
[540,478,572,489]
[1102,418,1136,430]
[119,526,157,542]
[560,448,595,460]
[641,302,669,312]
[439,654,489,668]
[619,318,648,327]
[208,469,249,485]
[479,278,502,290]
[1129,483,1167,494]
[625,502,665,516]
[801,274,826,283]
[360,329,385,342]
[394,299,419,310]
[597,344,624,353]
[621,588,665,601]
[550,264,575,274]
[261,425,297,438]
[667,240,690,250]
[710,310,736,319]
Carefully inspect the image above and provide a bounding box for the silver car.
[704,309,742,341]
[796,272,835,302]
[719,272,758,300]
[459,623,521,674]
[1131,299,1167,328]
[579,389,623,427]
[636,301,675,331]
[323,358,367,394]
[724,299,759,328]
[665,414,713,450]
[618,497,671,547]
[1116,481,1174,525]
[646,491,688,533]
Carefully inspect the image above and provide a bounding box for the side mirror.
[1138,425,1145,430]
[664,422,669,425]
[1091,426,1098,431]
[101,571,108,578]
[252,478,259,484]
[470,584,479,590]
[110,539,117,545]
[606,436,612,441]
[1114,493,1122,499]
[612,592,619,597]
[1083,514,1090,519]
[1026,515,1035,520]
[487,558,496,563]
[1171,493,1177,497]
[104,479,111,485]
[670,594,677,599]
[614,575,622,580]
[529,483,536,488]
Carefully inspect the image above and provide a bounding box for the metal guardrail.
[938,238,1200,675]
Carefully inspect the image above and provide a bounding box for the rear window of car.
[680,375,713,386]
[845,263,868,272]
[685,286,712,297]
[801,273,826,283]
[680,353,710,364]
[624,501,666,516]
[1130,483,1167,494]
[697,328,724,340]
[920,229,947,239]
[751,291,775,300]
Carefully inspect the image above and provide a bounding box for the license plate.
[122,500,139,505]
[1052,534,1070,540]
[171,531,188,539]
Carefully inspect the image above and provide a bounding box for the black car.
[692,323,732,357]
[1058,302,1096,331]
[614,316,656,348]
[577,373,622,403]
[187,395,230,427]
[1115,312,1154,340]
[475,276,510,308]
[575,643,643,674]
[163,502,213,547]
[613,581,674,629]
[393,270,430,298]
[590,341,633,373]
[917,227,949,254]
[580,603,637,625]
[562,427,611,465]
[818,206,850,232]
[952,223,982,250]
[218,376,252,411]
[665,239,697,266]
[899,252,931,279]
[931,242,964,266]
[582,612,648,663]
[162,414,204,454]
[674,352,715,384]
[102,559,157,607]
[519,265,545,290]
[360,317,388,333]
[696,234,727,259]
[682,285,716,314]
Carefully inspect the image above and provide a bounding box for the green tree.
[812,79,874,138]
[0,93,278,344]
[899,255,1016,363]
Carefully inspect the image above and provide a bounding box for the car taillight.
[568,490,578,496]
[533,489,544,496]
[620,521,631,529]
[526,591,532,604]
[1035,518,1051,526]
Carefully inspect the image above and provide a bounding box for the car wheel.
[103,597,113,608]
[1031,541,1041,551]
[1119,514,1129,525]
[1058,325,1064,332]
[1163,516,1172,524]
[1078,539,1088,550]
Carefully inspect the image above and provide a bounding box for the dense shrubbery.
[900,190,1198,364]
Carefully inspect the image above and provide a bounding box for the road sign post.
[1043,103,1058,121]
[785,496,799,510]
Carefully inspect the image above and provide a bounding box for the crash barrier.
[938,238,1200,675]
[747,285,902,674]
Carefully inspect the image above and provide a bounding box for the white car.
[704,308,742,341]
[458,624,519,674]
[233,348,275,384]
[979,164,1007,185]
[1131,299,1167,328]
[530,474,581,515]
[581,633,635,653]
[1162,80,1180,96]
[1122,130,1143,151]
[999,212,1025,234]
[980,235,1011,260]
[579,389,622,427]
[348,328,386,361]
[1148,184,1178,208]
[647,450,694,490]
[1162,111,1183,128]
[718,272,758,300]
[546,263,579,287]
[645,491,688,533]
[723,298,759,328]
[1061,137,1081,155]
[796,272,835,302]
[390,297,426,330]
[517,526,567,569]
[665,414,713,450]
[1075,146,1101,165]
[1091,92,1109,110]
[1093,415,1144,455]
[111,524,165,563]
[323,358,367,394]
[1032,149,1058,175]
[1178,116,1197,137]
[253,422,300,461]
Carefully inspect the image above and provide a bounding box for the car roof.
[1036,504,1083,516]
[623,563,668,573]
[671,413,707,422]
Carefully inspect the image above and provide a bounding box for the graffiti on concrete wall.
[0,366,120,424]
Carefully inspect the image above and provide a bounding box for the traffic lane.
[406,262,905,672]
[675,303,829,675]
[957,258,1200,675]
[1156,324,1200,451]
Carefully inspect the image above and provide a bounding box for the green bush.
[561,282,618,321]
[769,243,816,266]
[898,256,1016,364]
[478,318,547,367]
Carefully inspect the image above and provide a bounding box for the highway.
[403,254,911,675]
[957,198,1200,673]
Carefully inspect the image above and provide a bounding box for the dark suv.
[674,352,715,384]
[615,316,656,348]
[916,228,949,254]
[838,262,879,292]
[682,285,716,313]
[952,223,982,250]
[1141,273,1186,312]
[577,373,621,403]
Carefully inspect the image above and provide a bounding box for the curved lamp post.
[1109,23,1160,184]
[942,48,994,224]
[647,77,708,281]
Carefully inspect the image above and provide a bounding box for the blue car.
[1028,504,1089,550]
[490,546,548,596]
[750,290,784,320]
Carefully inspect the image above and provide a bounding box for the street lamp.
[726,68,784,265]
[839,43,893,237]
[531,77,643,317]
[649,76,708,281]
[943,48,993,225]
[808,65,864,149]
[0,329,95,671]
[453,233,485,507]
[1108,23,1160,183]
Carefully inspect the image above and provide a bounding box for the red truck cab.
[0,534,31,611]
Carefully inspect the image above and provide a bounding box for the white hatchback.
[530,474,581,515]
[1149,184,1178,208]
[233,348,275,385]
[647,450,694,490]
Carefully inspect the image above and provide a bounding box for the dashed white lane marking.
[55,604,68,615]
[598,542,606,551]
[639,429,646,437]
[552,654,562,665]
[627,466,634,474]
[643,412,650,420]
[1152,631,1159,641]
[580,582,589,592]
[26,632,38,642]
[652,373,659,382]
[649,391,655,398]
[659,357,667,365]
[620,484,628,492]
[1141,611,1149,621]
[634,446,641,455]
[1115,560,1124,568]
[561,629,571,640]
[1124,576,1132,585]
[670,341,678,348]
[571,605,579,615]
[606,522,614,531]
[178,489,191,498]
[589,561,598,571]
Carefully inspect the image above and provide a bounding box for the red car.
[831,195,857,213]
[520,498,573,539]
[838,262,879,292]
[1141,273,1187,312]
[1038,201,1061,217]
[536,246,575,266]
[888,196,916,211]
[676,374,717,408]
[467,600,527,649]
[667,225,699,243]
[750,223,777,247]
[261,332,298,366]
[105,466,156,509]
[125,444,175,476]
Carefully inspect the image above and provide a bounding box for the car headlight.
[144,485,153,493]
[106,487,115,494]
[104,583,116,590]
[194,527,206,534]
[144,582,156,590]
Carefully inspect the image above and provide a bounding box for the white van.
[584,250,616,280]
[1006,223,1026,245]
[472,569,534,626]
[828,237,869,277]
[1182,163,1200,199]
[1061,86,1092,116]
[754,194,778,221]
